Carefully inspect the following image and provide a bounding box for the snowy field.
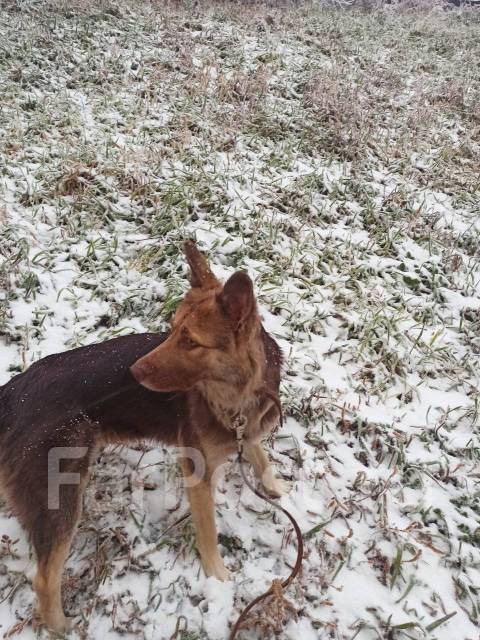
[0,1,479,638]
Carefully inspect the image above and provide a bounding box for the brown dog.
[0,241,287,633]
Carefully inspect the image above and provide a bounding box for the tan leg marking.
[33,470,88,632]
[179,457,230,581]
[33,537,73,633]
[243,442,290,498]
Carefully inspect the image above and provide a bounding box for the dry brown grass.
[56,166,96,196]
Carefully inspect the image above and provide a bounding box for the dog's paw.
[203,556,231,582]
[212,563,232,582]
[262,476,291,498]
[57,617,75,636]
[43,612,74,636]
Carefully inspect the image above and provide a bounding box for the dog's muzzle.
[130,361,152,383]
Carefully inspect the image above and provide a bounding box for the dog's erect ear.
[184,240,219,289]
[218,271,256,333]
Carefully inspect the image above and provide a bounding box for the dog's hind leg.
[31,468,88,633]
[33,535,75,633]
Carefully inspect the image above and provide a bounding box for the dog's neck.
[196,327,266,427]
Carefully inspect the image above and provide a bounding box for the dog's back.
[0,332,186,444]
[1,332,164,428]
[0,332,185,538]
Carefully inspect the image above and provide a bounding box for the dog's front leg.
[243,442,290,498]
[179,457,231,581]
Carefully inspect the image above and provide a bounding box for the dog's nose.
[130,361,151,383]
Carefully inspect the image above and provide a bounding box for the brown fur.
[0,241,286,632]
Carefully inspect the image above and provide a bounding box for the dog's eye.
[181,330,200,350]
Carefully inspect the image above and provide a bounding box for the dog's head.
[130,241,261,392]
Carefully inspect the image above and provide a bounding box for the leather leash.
[228,403,304,640]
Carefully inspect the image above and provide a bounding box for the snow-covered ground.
[0,1,479,638]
